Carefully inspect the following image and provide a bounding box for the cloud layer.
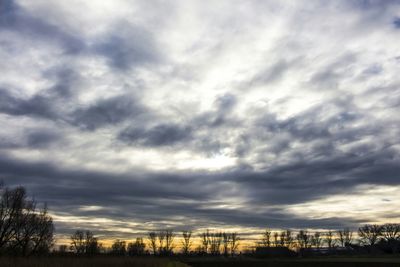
[1,0,400,240]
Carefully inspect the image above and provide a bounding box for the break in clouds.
[1,0,400,239]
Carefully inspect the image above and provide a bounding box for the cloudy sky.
[1,0,400,243]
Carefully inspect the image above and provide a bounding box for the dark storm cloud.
[0,0,86,54]
[394,17,400,28]
[69,95,145,130]
[44,67,81,98]
[348,0,400,10]
[118,123,192,147]
[256,99,364,143]
[0,89,56,119]
[0,150,387,233]
[26,129,62,149]
[229,146,400,206]
[94,24,161,70]
[1,0,161,71]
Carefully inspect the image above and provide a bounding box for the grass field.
[184,257,400,267]
[1,257,400,267]
[0,257,189,267]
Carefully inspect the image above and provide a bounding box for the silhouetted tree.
[181,231,192,255]
[284,230,294,248]
[260,229,271,247]
[311,232,322,249]
[209,232,222,255]
[358,224,382,245]
[70,230,85,254]
[0,185,54,256]
[85,231,100,255]
[297,230,311,249]
[222,232,230,256]
[325,230,335,249]
[70,230,99,255]
[127,237,145,256]
[381,223,400,241]
[111,239,126,255]
[381,223,400,253]
[230,232,239,256]
[158,230,165,255]
[147,232,157,255]
[273,232,279,247]
[164,230,174,255]
[279,231,286,246]
[337,228,353,247]
[200,230,210,254]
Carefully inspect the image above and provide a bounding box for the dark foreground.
[0,257,188,267]
[1,257,400,267]
[184,257,400,267]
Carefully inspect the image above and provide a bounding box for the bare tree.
[0,185,54,256]
[325,230,335,249]
[127,237,145,256]
[70,230,85,254]
[260,229,271,247]
[222,232,231,256]
[209,232,222,255]
[297,230,311,249]
[164,230,174,255]
[312,232,322,249]
[181,231,192,255]
[381,223,400,253]
[273,232,279,247]
[0,186,27,250]
[381,223,400,241]
[32,207,54,255]
[358,224,382,245]
[70,230,99,255]
[111,239,126,255]
[230,232,239,256]
[337,228,353,247]
[147,232,157,255]
[84,231,100,255]
[158,230,165,255]
[279,231,286,246]
[284,230,294,248]
[200,230,210,254]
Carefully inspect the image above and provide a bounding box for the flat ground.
[1,257,400,267]
[0,257,188,267]
[184,257,400,267]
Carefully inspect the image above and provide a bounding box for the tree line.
[2,184,400,257]
[257,225,400,254]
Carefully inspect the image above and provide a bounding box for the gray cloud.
[94,23,162,70]
[394,17,400,28]
[118,123,192,147]
[0,89,56,119]
[1,0,400,240]
[69,95,145,130]
[26,129,63,149]
[0,0,86,54]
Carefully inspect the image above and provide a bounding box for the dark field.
[0,257,188,267]
[2,257,400,267]
[184,257,400,267]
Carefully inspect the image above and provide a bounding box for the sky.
[1,0,400,244]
